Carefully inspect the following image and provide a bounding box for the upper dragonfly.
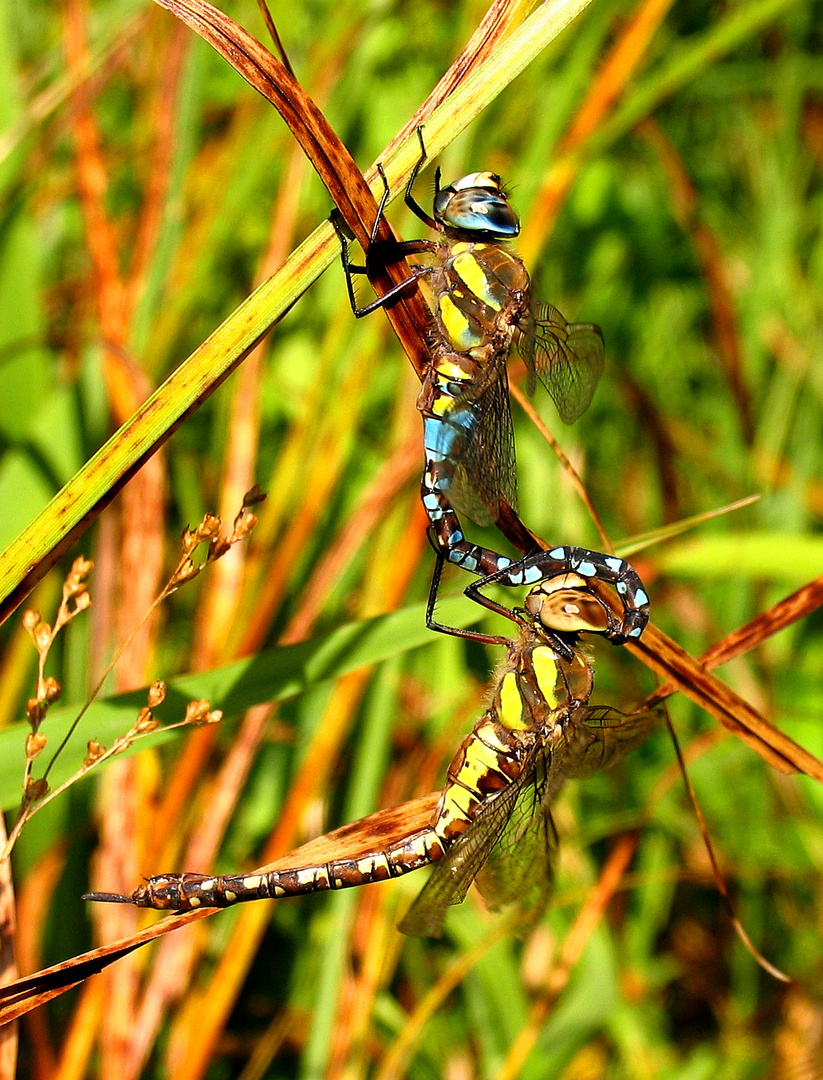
[335,137,649,645]
[83,577,658,933]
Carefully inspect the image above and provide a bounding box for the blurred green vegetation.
[1,0,822,1077]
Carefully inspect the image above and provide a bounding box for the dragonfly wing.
[555,705,661,782]
[447,354,518,527]
[399,768,529,938]
[473,763,559,930]
[518,303,605,424]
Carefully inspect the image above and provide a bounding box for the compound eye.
[434,186,519,237]
[525,575,612,634]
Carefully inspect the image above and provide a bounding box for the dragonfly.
[335,135,649,645]
[84,577,658,932]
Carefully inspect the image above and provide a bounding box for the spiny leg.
[331,172,435,318]
[425,549,516,646]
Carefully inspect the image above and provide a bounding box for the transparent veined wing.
[472,761,558,931]
[399,761,534,938]
[553,705,661,783]
[445,351,518,527]
[517,303,605,424]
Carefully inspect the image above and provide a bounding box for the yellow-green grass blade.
[0,0,597,622]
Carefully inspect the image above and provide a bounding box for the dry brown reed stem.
[127,18,190,308]
[15,846,64,1074]
[0,816,18,1080]
[191,40,345,668]
[64,1,176,1063]
[630,623,821,779]
[647,576,823,705]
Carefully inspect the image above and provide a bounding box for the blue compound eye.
[434,176,520,238]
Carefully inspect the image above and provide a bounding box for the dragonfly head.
[525,574,616,637]
[433,172,520,239]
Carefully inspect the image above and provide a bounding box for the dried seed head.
[133,707,159,734]
[200,709,222,726]
[195,514,222,543]
[22,610,40,634]
[72,590,92,614]
[243,484,265,506]
[181,527,199,554]
[26,698,47,724]
[43,677,61,704]
[69,555,94,580]
[184,700,221,726]
[25,777,48,802]
[172,557,198,585]
[25,733,47,761]
[84,740,106,767]
[34,623,52,651]
[148,681,167,707]
[185,699,211,724]
[65,557,93,594]
[208,537,231,561]
[231,509,258,541]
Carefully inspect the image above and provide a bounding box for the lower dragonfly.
[84,578,658,934]
[334,135,649,645]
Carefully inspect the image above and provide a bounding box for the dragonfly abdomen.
[117,827,448,910]
[432,714,527,844]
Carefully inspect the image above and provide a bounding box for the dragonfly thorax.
[433,172,520,239]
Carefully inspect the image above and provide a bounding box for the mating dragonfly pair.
[85,140,654,933]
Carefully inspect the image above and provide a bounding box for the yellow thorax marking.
[475,716,509,752]
[531,646,563,709]
[452,251,502,311]
[442,783,477,819]
[439,294,479,351]
[435,358,472,381]
[499,670,528,730]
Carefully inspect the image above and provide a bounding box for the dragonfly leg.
[332,205,435,318]
[425,549,513,645]
[403,126,439,230]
